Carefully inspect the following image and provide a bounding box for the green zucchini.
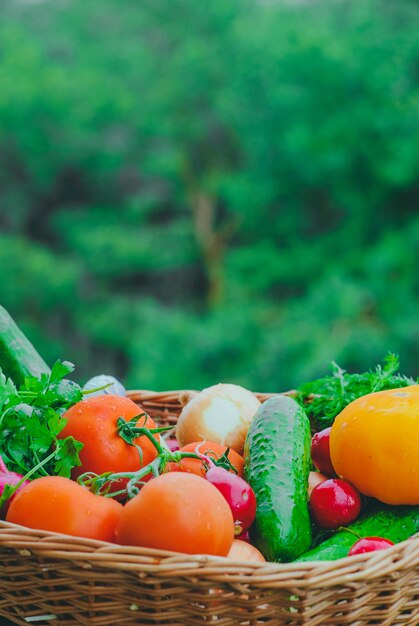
[295,506,419,561]
[244,395,312,562]
[0,306,50,386]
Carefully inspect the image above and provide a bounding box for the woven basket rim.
[1,522,418,589]
[126,388,299,400]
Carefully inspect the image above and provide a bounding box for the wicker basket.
[0,389,418,626]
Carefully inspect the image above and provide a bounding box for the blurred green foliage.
[0,0,418,390]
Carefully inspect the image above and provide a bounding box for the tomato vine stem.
[77,417,236,499]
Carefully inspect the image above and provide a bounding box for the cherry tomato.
[348,537,394,556]
[6,476,122,542]
[205,466,256,535]
[165,441,244,477]
[59,395,159,479]
[115,472,234,556]
[309,478,361,529]
[311,427,334,476]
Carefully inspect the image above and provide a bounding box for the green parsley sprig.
[0,360,83,478]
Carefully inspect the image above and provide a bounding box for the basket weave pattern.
[0,389,418,626]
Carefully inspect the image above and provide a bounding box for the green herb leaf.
[53,437,83,477]
[0,369,17,411]
[49,360,75,383]
[0,361,83,478]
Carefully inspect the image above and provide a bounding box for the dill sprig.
[296,354,417,431]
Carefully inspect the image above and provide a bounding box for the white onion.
[82,375,126,397]
[176,383,261,455]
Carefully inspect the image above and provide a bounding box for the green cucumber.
[244,395,312,562]
[0,306,50,386]
[295,506,419,561]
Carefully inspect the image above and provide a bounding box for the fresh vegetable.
[115,472,234,556]
[205,465,256,535]
[244,395,312,562]
[165,437,180,452]
[6,476,123,542]
[348,537,394,556]
[311,427,334,476]
[237,530,250,543]
[295,506,419,561]
[58,395,159,481]
[0,456,30,516]
[330,385,419,504]
[308,471,328,497]
[79,425,240,501]
[296,354,417,430]
[0,331,416,565]
[176,383,261,455]
[83,374,126,397]
[0,306,51,386]
[0,360,83,478]
[309,478,361,529]
[227,539,266,563]
[166,441,244,477]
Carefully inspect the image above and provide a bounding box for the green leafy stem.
[0,448,60,510]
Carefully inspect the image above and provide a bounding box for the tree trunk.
[190,189,224,307]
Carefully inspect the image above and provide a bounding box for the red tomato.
[115,472,234,556]
[165,441,244,477]
[6,476,122,542]
[59,395,159,480]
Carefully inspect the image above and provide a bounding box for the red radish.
[0,456,30,517]
[309,478,361,530]
[308,470,328,497]
[311,427,334,476]
[348,537,394,556]
[165,438,179,453]
[205,465,256,536]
